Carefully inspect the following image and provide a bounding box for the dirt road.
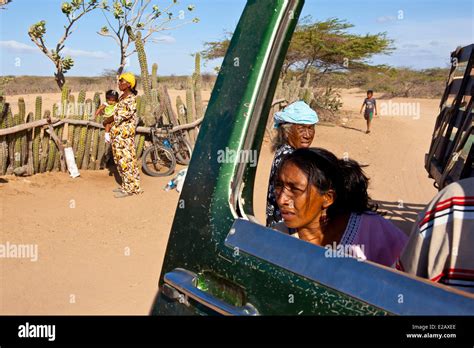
[0,89,439,314]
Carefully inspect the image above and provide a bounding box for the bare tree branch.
[98,0,198,74]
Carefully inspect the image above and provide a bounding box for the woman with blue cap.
[266,100,318,227]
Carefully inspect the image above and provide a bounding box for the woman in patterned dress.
[103,73,143,198]
[266,101,319,227]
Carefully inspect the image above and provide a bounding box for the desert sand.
[0,88,439,314]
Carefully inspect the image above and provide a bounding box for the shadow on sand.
[102,145,122,187]
[340,124,366,133]
[374,200,427,235]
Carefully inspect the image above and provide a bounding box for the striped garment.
[396,177,474,294]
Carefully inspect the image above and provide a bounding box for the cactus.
[88,92,101,169]
[151,62,158,90]
[52,103,63,171]
[135,95,146,158]
[0,101,8,175]
[194,53,201,76]
[135,133,145,158]
[32,96,42,173]
[93,92,101,110]
[185,77,196,143]
[13,112,22,169]
[127,27,151,101]
[67,93,77,147]
[46,104,59,172]
[302,88,312,104]
[89,114,101,170]
[138,95,147,121]
[81,99,94,170]
[135,30,151,100]
[283,83,290,101]
[193,53,204,119]
[138,89,156,127]
[275,78,284,100]
[39,111,51,173]
[290,76,302,102]
[150,88,161,124]
[304,72,311,89]
[46,136,57,171]
[96,127,106,169]
[25,112,34,174]
[73,90,86,157]
[5,105,14,174]
[18,97,26,121]
[61,84,70,111]
[176,95,187,125]
[17,97,27,166]
[75,96,90,169]
[162,86,178,126]
[127,26,162,128]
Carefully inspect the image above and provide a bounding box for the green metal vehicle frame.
[151,0,474,316]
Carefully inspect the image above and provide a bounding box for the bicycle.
[141,122,193,177]
[162,123,193,166]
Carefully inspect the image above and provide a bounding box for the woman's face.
[287,124,315,149]
[275,161,332,230]
[118,78,131,92]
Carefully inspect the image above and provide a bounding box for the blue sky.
[0,0,472,77]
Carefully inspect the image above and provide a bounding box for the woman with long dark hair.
[274,147,407,266]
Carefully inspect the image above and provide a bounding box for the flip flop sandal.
[114,191,133,198]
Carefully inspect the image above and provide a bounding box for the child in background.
[97,90,119,143]
[95,90,119,167]
[360,89,377,134]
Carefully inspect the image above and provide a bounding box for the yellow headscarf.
[119,72,136,88]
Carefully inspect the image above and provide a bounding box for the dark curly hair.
[105,90,119,101]
[277,147,378,219]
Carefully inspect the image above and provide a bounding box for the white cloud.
[62,47,110,59]
[0,40,110,59]
[0,40,37,53]
[153,35,176,44]
[401,43,419,49]
[376,16,397,23]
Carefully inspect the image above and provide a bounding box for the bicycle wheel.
[174,138,193,165]
[142,145,176,177]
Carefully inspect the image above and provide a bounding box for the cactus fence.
[0,64,319,177]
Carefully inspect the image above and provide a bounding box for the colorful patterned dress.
[110,94,143,194]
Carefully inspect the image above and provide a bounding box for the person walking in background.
[103,73,143,198]
[360,89,377,134]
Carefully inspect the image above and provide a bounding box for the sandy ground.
[0,88,439,314]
